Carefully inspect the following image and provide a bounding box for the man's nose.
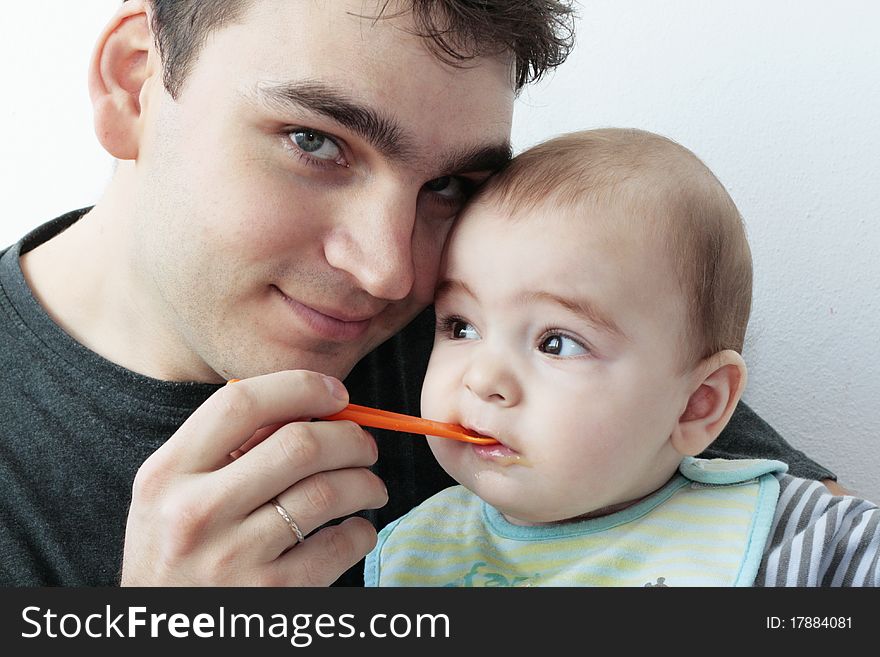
[463,347,522,407]
[323,183,417,301]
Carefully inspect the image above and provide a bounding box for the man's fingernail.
[322,375,348,401]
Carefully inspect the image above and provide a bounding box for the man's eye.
[450,319,480,340]
[289,129,342,161]
[539,333,588,357]
[423,176,471,201]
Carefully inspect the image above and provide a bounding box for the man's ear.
[88,0,158,160]
[671,350,747,456]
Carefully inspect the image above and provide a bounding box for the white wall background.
[2,1,878,503]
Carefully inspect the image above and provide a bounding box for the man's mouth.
[273,285,377,341]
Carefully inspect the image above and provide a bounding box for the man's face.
[130,0,513,381]
[421,200,696,524]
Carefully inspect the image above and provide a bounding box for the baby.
[365,128,880,586]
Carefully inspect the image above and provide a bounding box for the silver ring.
[270,497,305,544]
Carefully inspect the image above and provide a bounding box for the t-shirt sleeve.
[758,475,880,586]
[701,401,836,482]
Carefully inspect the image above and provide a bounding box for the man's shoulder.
[704,401,835,481]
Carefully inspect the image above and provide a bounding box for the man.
[0,0,837,587]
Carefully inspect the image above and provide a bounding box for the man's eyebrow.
[435,142,512,177]
[256,80,412,160]
[255,80,511,174]
[522,291,627,340]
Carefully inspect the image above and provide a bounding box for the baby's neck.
[501,473,677,527]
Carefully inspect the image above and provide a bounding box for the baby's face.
[421,200,698,524]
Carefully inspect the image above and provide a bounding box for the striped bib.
[365,457,787,587]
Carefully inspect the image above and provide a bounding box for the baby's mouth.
[462,425,527,466]
[462,423,503,445]
[472,442,526,466]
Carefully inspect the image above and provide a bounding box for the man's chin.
[215,345,362,382]
[222,307,420,380]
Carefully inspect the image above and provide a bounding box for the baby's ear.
[671,350,747,456]
[88,0,159,160]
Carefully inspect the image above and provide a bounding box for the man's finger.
[150,370,349,472]
[242,467,388,559]
[266,517,379,587]
[217,418,378,515]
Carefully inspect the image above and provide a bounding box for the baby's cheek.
[419,392,441,422]
[419,361,447,420]
[426,436,460,475]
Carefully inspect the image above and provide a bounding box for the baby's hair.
[474,128,752,366]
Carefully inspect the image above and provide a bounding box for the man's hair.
[475,128,753,366]
[129,0,576,98]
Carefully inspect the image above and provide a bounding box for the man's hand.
[120,370,388,586]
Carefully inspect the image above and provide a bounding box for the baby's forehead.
[463,189,665,246]
[461,192,685,293]
[456,194,681,294]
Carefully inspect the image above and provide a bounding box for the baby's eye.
[539,333,588,357]
[449,319,480,340]
[289,129,342,161]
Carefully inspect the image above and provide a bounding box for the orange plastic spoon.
[322,403,498,445]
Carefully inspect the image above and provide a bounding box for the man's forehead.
[197,0,515,168]
[229,0,514,70]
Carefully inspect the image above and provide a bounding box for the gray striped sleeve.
[754,474,880,587]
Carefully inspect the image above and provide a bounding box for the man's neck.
[19,171,221,383]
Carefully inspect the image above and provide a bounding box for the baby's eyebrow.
[519,291,627,339]
[434,282,626,339]
[434,279,475,303]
